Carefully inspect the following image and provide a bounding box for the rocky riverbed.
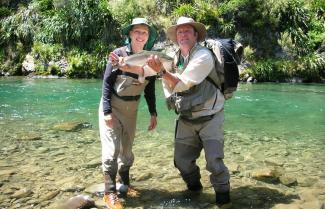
[0,120,324,209]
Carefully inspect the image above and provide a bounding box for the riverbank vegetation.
[0,0,324,82]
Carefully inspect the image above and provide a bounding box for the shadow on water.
[123,186,299,209]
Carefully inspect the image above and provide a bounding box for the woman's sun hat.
[122,17,158,50]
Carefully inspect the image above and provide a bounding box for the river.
[0,77,324,209]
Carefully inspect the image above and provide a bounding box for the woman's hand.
[108,52,119,66]
[148,115,157,131]
[109,52,144,75]
[104,114,114,129]
[147,55,163,73]
[109,52,127,70]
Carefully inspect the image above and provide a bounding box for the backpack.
[203,38,243,99]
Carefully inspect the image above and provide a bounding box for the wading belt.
[112,90,141,101]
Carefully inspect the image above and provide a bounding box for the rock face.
[22,54,35,74]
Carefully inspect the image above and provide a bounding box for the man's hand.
[148,115,157,131]
[104,114,114,128]
[147,55,163,73]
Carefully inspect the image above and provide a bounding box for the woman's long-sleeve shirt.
[102,45,157,116]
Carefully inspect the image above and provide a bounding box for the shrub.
[171,0,220,36]
[31,42,63,75]
[247,59,287,82]
[294,53,325,82]
[66,51,98,78]
[0,6,12,18]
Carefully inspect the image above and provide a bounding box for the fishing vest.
[113,46,149,101]
[167,44,222,119]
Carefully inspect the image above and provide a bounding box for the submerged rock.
[16,133,42,141]
[279,174,297,186]
[251,167,283,183]
[11,188,33,199]
[135,172,153,181]
[84,159,101,169]
[53,122,92,132]
[59,195,96,209]
[84,183,104,195]
[0,169,16,177]
[41,190,60,201]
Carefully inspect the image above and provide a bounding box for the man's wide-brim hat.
[167,16,207,43]
[122,17,158,50]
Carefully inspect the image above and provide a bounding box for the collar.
[180,43,198,57]
[126,44,132,54]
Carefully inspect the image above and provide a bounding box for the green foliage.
[245,53,325,82]
[109,0,141,26]
[56,0,119,49]
[0,0,324,82]
[0,7,12,18]
[171,0,220,36]
[293,53,325,82]
[306,0,325,22]
[156,0,194,15]
[33,0,54,13]
[218,0,279,57]
[32,0,120,51]
[66,51,98,78]
[33,11,67,44]
[274,0,312,55]
[109,0,157,27]
[31,42,63,62]
[1,4,40,47]
[1,41,28,75]
[172,4,196,18]
[31,42,63,75]
[247,59,287,82]
[242,45,255,62]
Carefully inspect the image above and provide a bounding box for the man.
[147,16,231,208]
[99,17,158,209]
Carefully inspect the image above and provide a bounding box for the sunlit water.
[0,77,324,209]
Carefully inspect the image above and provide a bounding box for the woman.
[99,17,158,209]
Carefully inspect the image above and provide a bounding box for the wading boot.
[216,191,232,209]
[103,192,123,209]
[118,170,140,197]
[187,181,203,192]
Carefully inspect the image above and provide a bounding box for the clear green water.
[1,77,324,141]
[0,77,325,208]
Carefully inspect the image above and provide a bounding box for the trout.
[124,50,173,71]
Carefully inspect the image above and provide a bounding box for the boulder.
[279,174,297,186]
[59,195,96,209]
[22,54,35,73]
[251,167,283,183]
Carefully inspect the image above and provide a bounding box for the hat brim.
[122,23,158,50]
[167,22,206,43]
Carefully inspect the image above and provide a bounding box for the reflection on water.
[0,77,324,209]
